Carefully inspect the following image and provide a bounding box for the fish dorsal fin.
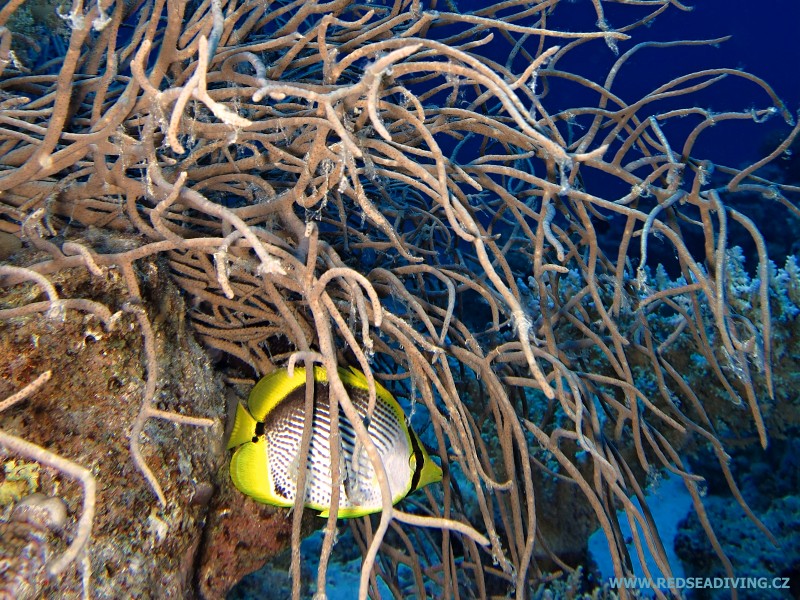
[345,365,369,386]
[340,366,404,423]
[247,366,328,421]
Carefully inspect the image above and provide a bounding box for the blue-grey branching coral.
[0,0,798,598]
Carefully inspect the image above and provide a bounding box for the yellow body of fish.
[227,365,442,517]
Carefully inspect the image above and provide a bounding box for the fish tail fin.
[227,402,258,449]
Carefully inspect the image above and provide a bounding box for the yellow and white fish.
[227,365,442,517]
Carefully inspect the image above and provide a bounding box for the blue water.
[588,474,693,585]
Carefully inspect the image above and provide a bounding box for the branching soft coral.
[1,0,798,598]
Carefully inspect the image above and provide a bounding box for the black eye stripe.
[408,430,424,492]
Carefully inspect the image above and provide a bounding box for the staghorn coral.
[0,0,797,598]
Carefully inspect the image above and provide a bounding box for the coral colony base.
[1,0,799,598]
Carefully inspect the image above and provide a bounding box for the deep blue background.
[447,0,800,168]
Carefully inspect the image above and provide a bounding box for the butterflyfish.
[227,365,442,517]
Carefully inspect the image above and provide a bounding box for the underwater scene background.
[0,0,799,599]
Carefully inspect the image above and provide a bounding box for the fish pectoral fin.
[343,474,357,504]
[338,445,348,482]
[344,466,371,506]
[287,452,302,485]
